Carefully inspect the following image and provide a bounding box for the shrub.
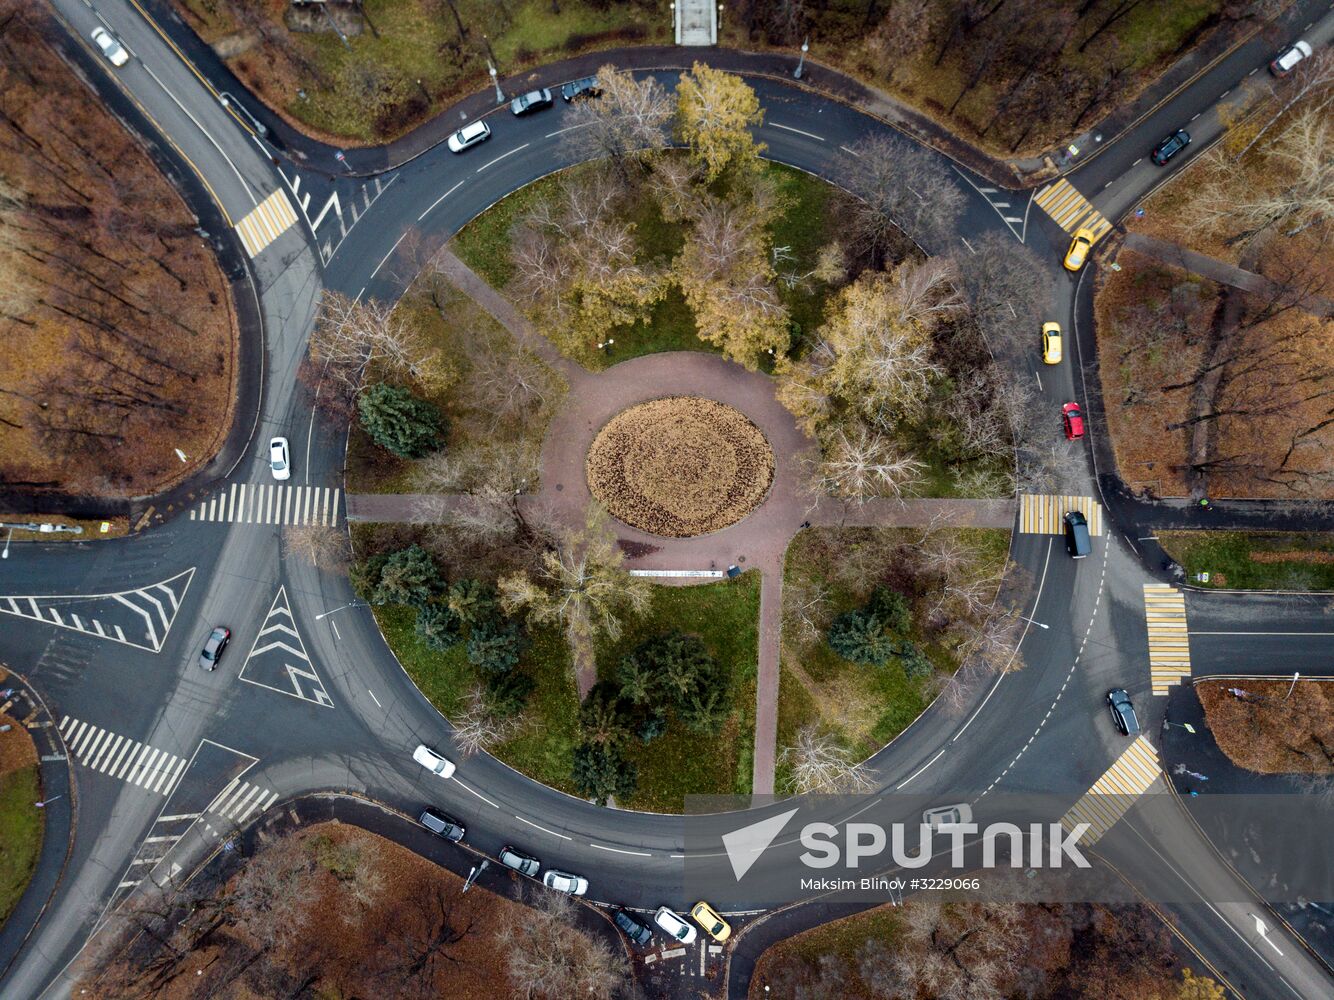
[357,382,445,459]
[899,642,934,681]
[415,602,463,652]
[372,545,444,609]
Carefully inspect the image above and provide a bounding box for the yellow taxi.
[1063,228,1095,272]
[1042,322,1062,364]
[690,901,732,942]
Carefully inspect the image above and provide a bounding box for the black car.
[1063,511,1091,560]
[614,909,654,948]
[419,807,465,842]
[510,88,554,116]
[1107,688,1140,736]
[1150,129,1190,166]
[560,75,600,102]
[198,626,231,671]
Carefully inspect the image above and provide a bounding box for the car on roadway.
[412,743,456,779]
[542,869,589,895]
[1062,401,1085,441]
[614,909,654,948]
[91,27,129,67]
[654,906,697,944]
[690,901,732,942]
[419,807,465,842]
[198,626,231,671]
[922,803,974,829]
[1150,129,1191,166]
[447,120,492,154]
[268,436,290,481]
[1042,322,1062,364]
[499,845,541,877]
[1063,227,1095,272]
[1270,39,1313,77]
[510,88,553,116]
[1107,688,1141,735]
[1064,510,1091,559]
[561,76,601,102]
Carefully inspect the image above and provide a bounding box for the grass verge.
[0,765,42,928]
[1159,532,1334,591]
[1197,679,1334,774]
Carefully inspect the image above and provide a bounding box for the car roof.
[458,121,487,138]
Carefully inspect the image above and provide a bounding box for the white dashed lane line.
[418,179,465,221]
[589,843,652,857]
[516,815,571,840]
[476,143,530,172]
[769,122,825,141]
[451,776,498,808]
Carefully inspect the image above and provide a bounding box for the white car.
[91,27,129,67]
[268,436,290,481]
[447,120,491,153]
[542,870,589,895]
[413,744,456,779]
[653,906,697,944]
[1270,40,1312,77]
[922,803,974,829]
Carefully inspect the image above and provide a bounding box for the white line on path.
[516,815,572,840]
[589,843,652,857]
[1188,631,1334,636]
[770,122,825,141]
[451,777,498,808]
[839,144,861,157]
[418,179,466,221]
[476,143,530,172]
[367,689,381,708]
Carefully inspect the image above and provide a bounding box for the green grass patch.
[595,573,762,811]
[451,174,564,289]
[1159,532,1334,591]
[0,766,43,928]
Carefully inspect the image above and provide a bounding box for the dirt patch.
[586,396,774,537]
[0,712,38,780]
[1198,679,1334,774]
[1248,550,1334,564]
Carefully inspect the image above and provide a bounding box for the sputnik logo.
[721,808,800,881]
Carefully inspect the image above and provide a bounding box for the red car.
[1062,402,1085,441]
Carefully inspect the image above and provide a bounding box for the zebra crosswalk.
[1033,179,1113,242]
[1144,584,1191,695]
[1060,735,1161,845]
[235,188,298,258]
[1019,494,1103,536]
[59,717,186,796]
[188,483,341,526]
[207,777,280,824]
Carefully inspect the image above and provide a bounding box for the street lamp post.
[1285,671,1300,700]
[2,528,11,560]
[487,60,504,104]
[315,601,367,621]
[1017,614,1049,630]
[597,338,615,356]
[794,36,809,80]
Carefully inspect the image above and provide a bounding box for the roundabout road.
[4,2,1333,997]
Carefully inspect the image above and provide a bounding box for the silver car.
[542,869,588,895]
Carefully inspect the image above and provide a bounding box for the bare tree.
[779,724,877,794]
[283,523,351,570]
[308,291,433,401]
[815,425,926,501]
[499,891,628,999]
[452,683,524,757]
[950,232,1054,358]
[565,64,672,181]
[846,138,967,255]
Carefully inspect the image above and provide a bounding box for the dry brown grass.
[586,396,774,536]
[1197,679,1334,774]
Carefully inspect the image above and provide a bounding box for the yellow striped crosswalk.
[1033,179,1113,242]
[1144,584,1191,695]
[235,188,298,258]
[1060,736,1161,845]
[1019,495,1102,536]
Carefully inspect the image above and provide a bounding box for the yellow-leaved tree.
[674,63,766,183]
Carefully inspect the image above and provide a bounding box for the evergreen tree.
[447,578,496,625]
[483,670,535,719]
[357,382,445,459]
[349,553,390,602]
[826,608,898,666]
[898,642,934,681]
[466,614,527,674]
[579,687,633,750]
[867,587,912,635]
[571,743,637,806]
[415,602,463,652]
[371,545,444,609]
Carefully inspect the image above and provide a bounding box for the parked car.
[1062,401,1085,441]
[690,901,732,942]
[1107,688,1140,735]
[447,120,492,153]
[922,803,973,829]
[412,744,456,779]
[419,808,465,842]
[560,76,601,102]
[1064,510,1091,559]
[510,88,553,116]
[654,906,697,944]
[499,846,541,877]
[614,909,654,948]
[1063,227,1095,272]
[1270,39,1313,77]
[1042,322,1062,364]
[91,27,129,67]
[198,626,231,671]
[542,870,589,895]
[268,436,290,481]
[1150,129,1190,166]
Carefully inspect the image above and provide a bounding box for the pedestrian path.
[1019,494,1103,536]
[234,188,298,258]
[1033,179,1113,242]
[675,0,717,45]
[1060,735,1161,845]
[206,777,280,824]
[58,716,186,796]
[1144,584,1191,695]
[188,483,341,526]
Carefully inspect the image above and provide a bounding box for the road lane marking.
[476,143,530,172]
[418,179,466,221]
[545,122,592,138]
[451,777,499,808]
[589,843,652,856]
[516,815,572,840]
[1144,585,1190,695]
[769,122,825,141]
[1060,736,1161,844]
[1019,494,1103,535]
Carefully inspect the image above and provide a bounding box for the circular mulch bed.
[586,396,775,537]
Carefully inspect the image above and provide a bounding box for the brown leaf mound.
[586,396,774,537]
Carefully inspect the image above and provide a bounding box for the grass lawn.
[1159,532,1334,591]
[0,765,42,928]
[777,528,1011,778]
[594,573,762,812]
